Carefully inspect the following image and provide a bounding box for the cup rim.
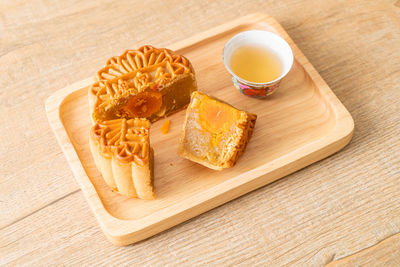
[223,30,294,87]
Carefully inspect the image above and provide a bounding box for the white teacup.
[223,30,294,98]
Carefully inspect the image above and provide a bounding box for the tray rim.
[45,13,354,246]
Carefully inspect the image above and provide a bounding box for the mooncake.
[178,91,257,170]
[89,118,155,200]
[88,45,197,123]
[88,46,198,199]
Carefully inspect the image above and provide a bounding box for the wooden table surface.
[1,0,399,265]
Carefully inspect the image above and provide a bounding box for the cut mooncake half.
[89,45,197,123]
[178,91,257,170]
[89,118,155,199]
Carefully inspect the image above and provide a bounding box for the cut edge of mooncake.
[88,45,197,124]
[178,91,257,171]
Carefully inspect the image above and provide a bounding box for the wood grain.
[46,14,353,246]
[326,232,400,266]
[1,0,399,265]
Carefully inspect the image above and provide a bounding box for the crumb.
[161,119,170,134]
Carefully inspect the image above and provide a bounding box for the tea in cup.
[223,30,293,98]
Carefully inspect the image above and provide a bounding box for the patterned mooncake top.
[91,118,151,165]
[90,45,193,105]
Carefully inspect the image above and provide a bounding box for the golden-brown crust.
[88,46,198,199]
[97,45,192,82]
[89,45,196,123]
[90,118,150,165]
[225,112,257,168]
[90,118,155,199]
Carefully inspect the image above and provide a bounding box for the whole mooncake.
[88,45,197,123]
[178,91,257,170]
[89,118,155,200]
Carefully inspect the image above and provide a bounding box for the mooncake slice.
[89,118,155,199]
[88,45,197,123]
[178,91,257,170]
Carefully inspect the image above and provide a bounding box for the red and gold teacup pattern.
[232,77,280,98]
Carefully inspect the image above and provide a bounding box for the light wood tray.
[46,14,354,246]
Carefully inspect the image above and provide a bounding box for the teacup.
[223,30,293,98]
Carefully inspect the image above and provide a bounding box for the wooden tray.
[46,14,354,246]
